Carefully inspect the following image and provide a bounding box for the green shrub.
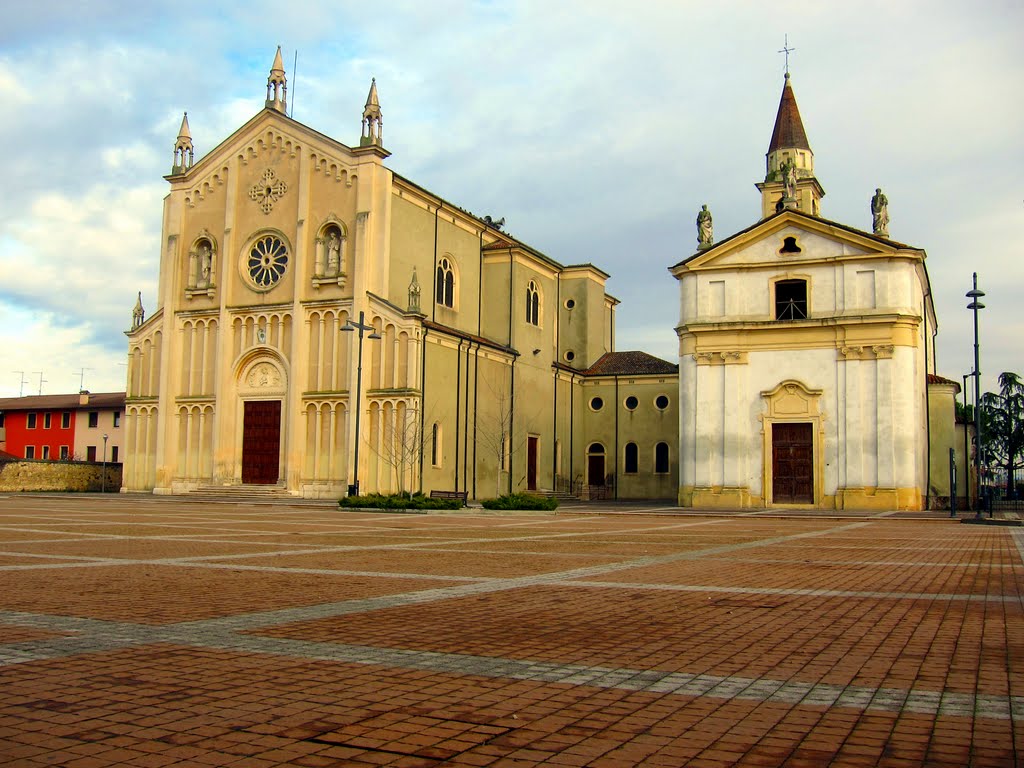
[480,493,558,511]
[338,492,462,510]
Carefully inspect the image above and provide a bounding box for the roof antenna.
[33,371,46,396]
[77,367,93,392]
[778,34,796,75]
[14,371,27,398]
[290,50,298,117]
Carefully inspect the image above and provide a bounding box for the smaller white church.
[671,72,955,511]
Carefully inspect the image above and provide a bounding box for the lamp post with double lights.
[966,273,985,517]
[341,311,381,497]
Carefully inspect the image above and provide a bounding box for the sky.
[0,0,1021,400]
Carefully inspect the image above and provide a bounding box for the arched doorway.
[587,443,606,486]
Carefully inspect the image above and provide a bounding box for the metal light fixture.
[340,311,381,497]
[966,273,985,517]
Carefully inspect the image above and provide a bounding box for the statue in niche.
[871,188,890,237]
[696,205,714,248]
[196,242,213,288]
[326,230,341,276]
[783,160,797,200]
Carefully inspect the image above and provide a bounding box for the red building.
[0,392,126,462]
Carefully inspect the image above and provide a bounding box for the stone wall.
[0,459,122,493]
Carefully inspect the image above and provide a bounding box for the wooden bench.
[429,490,467,504]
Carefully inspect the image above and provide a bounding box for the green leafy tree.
[980,372,1024,498]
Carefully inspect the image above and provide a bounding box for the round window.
[247,234,288,289]
[590,396,603,411]
[625,396,639,411]
[564,299,576,310]
[564,350,576,362]
[655,395,670,410]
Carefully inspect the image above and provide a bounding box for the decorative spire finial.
[131,292,145,330]
[266,46,288,113]
[172,112,194,174]
[407,268,421,313]
[778,34,796,75]
[360,77,383,147]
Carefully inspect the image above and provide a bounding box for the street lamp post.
[101,433,109,493]
[340,311,381,497]
[966,273,985,518]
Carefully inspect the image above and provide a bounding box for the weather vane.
[778,34,795,74]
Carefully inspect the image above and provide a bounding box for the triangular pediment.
[166,108,367,195]
[671,210,922,275]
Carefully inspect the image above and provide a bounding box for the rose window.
[247,235,288,288]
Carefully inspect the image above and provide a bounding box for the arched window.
[655,442,670,474]
[526,280,540,326]
[436,257,455,308]
[624,442,638,474]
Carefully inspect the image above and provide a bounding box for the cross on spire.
[778,34,795,75]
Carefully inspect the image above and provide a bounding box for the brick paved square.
[0,495,1020,767]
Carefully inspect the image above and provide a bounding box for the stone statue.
[131,292,145,330]
[696,205,714,248]
[871,188,889,237]
[326,230,341,276]
[197,243,212,288]
[783,160,797,200]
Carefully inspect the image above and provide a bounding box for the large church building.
[122,49,679,500]
[671,72,956,511]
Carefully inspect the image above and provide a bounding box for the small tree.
[477,385,518,497]
[370,401,425,496]
[980,371,1024,499]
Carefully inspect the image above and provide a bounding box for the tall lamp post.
[101,433,109,493]
[966,273,985,517]
[340,311,381,497]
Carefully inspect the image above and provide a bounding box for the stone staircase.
[177,484,337,506]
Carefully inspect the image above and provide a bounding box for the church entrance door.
[242,400,281,484]
[527,437,538,491]
[772,422,813,504]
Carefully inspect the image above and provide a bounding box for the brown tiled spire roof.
[583,351,678,376]
[768,73,810,153]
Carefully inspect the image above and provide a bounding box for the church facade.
[671,72,955,511]
[122,49,679,500]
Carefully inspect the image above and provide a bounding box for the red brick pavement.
[0,494,1020,766]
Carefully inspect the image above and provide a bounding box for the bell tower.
[755,72,825,218]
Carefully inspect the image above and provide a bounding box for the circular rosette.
[247,235,288,288]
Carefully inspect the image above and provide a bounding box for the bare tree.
[370,400,425,496]
[476,379,540,497]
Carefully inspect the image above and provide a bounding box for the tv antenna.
[76,367,93,391]
[13,371,27,397]
[32,371,46,396]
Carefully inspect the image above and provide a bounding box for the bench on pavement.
[429,490,467,505]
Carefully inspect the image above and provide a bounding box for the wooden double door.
[241,400,281,484]
[772,422,813,504]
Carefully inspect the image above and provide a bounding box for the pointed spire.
[360,78,383,147]
[131,291,145,330]
[266,45,288,113]
[758,72,824,218]
[768,72,810,154]
[171,112,194,174]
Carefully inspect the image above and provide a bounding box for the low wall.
[0,459,122,493]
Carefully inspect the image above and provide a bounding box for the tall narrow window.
[42,446,50,460]
[775,279,808,320]
[431,422,441,467]
[60,446,69,460]
[111,446,119,463]
[61,412,71,429]
[526,280,540,326]
[624,442,639,474]
[655,442,670,474]
[113,411,121,428]
[44,413,52,429]
[436,258,455,308]
[27,413,37,429]
[88,411,99,428]
[25,446,35,459]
